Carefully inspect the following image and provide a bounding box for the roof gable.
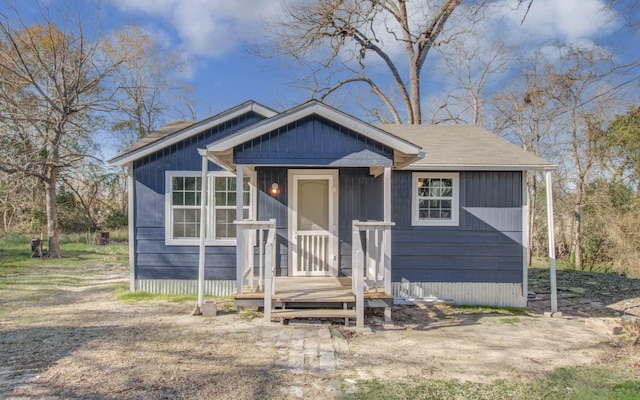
[205,101,423,156]
[108,100,277,166]
[234,114,395,167]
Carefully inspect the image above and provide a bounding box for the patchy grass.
[113,284,197,303]
[0,233,128,274]
[238,307,261,321]
[112,285,237,314]
[452,305,529,315]
[0,233,128,306]
[344,367,640,400]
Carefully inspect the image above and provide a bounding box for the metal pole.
[195,154,209,315]
[546,170,558,313]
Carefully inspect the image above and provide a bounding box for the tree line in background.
[0,1,194,256]
[0,0,638,277]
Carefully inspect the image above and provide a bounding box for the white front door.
[289,170,339,276]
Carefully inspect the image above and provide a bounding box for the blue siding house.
[109,100,555,323]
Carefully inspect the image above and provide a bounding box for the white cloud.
[111,0,282,58]
[495,0,620,44]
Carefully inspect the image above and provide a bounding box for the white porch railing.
[296,231,330,274]
[234,219,277,298]
[352,220,394,328]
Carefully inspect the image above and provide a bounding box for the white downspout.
[194,152,209,315]
[545,170,558,313]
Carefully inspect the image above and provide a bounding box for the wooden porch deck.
[233,276,393,305]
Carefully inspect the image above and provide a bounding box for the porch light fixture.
[271,183,279,196]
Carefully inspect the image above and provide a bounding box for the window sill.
[165,239,238,246]
[412,219,459,227]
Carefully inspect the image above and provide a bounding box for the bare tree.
[492,51,566,264]
[0,3,122,257]
[104,25,195,148]
[429,27,509,125]
[264,0,505,124]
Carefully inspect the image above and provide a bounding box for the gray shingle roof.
[113,120,196,157]
[376,124,555,171]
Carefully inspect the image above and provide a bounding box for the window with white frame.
[411,172,459,226]
[166,171,253,245]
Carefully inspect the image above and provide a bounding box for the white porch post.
[383,167,392,322]
[522,171,529,308]
[127,165,136,292]
[546,170,558,313]
[235,166,244,295]
[195,154,209,314]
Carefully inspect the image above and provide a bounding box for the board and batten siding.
[255,166,383,277]
[235,115,394,166]
[133,111,266,280]
[391,170,523,284]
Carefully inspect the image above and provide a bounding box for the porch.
[232,220,394,327]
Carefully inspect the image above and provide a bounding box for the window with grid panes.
[171,175,202,239]
[411,172,459,226]
[211,175,251,240]
[166,171,253,245]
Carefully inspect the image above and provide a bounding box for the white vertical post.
[352,221,364,328]
[545,170,558,313]
[263,219,276,322]
[383,167,392,296]
[196,155,209,313]
[127,166,136,292]
[258,228,264,291]
[235,166,244,295]
[522,171,529,307]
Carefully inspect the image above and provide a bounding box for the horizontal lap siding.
[235,116,394,166]
[392,171,523,284]
[132,112,265,280]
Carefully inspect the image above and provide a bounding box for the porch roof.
[201,100,424,170]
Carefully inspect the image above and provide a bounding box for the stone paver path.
[262,325,344,374]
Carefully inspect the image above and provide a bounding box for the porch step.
[270,308,356,321]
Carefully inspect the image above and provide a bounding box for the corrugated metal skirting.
[135,279,235,296]
[393,282,525,308]
[134,279,524,307]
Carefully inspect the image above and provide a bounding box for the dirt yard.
[1,264,639,399]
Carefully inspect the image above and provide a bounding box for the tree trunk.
[409,64,421,124]
[45,168,61,258]
[573,206,582,270]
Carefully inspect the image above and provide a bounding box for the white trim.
[164,170,255,246]
[402,164,558,172]
[288,169,339,276]
[109,102,277,166]
[411,172,460,227]
[206,102,422,156]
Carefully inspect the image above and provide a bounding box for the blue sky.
[3,0,639,123]
[104,0,639,118]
